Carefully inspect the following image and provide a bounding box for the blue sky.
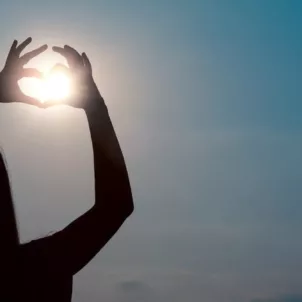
[0,1,302,301]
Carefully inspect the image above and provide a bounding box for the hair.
[0,151,20,250]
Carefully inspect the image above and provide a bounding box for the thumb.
[40,99,62,109]
[16,92,44,107]
[22,68,44,79]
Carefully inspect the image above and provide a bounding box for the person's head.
[0,152,19,251]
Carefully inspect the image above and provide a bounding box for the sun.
[42,70,71,102]
[19,69,71,103]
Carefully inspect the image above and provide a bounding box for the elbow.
[103,197,134,221]
[127,201,134,217]
[95,190,134,220]
[120,187,134,219]
[123,197,134,219]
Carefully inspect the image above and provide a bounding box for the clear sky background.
[0,1,302,302]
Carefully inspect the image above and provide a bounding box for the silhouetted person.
[0,37,134,301]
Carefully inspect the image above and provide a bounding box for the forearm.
[26,98,134,277]
[85,96,133,217]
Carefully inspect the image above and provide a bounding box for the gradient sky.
[0,1,302,302]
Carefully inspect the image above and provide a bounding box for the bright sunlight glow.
[42,71,71,102]
[19,70,71,103]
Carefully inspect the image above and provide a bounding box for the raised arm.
[22,46,134,276]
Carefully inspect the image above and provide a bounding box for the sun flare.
[42,71,71,102]
[19,69,71,103]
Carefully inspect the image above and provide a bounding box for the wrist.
[84,96,109,118]
[82,81,106,111]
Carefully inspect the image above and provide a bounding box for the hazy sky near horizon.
[0,1,302,302]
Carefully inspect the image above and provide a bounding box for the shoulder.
[20,235,60,265]
[20,235,72,278]
[20,239,49,268]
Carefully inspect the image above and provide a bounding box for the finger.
[52,46,66,56]
[4,40,18,67]
[22,68,44,79]
[53,45,83,69]
[64,45,83,62]
[82,52,92,74]
[16,37,32,55]
[16,92,43,107]
[41,99,62,109]
[53,46,77,69]
[20,44,48,65]
[6,40,18,60]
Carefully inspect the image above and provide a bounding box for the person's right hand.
[44,45,104,111]
[0,38,47,106]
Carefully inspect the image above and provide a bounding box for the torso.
[1,241,73,302]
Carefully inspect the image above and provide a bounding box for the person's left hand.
[0,37,47,106]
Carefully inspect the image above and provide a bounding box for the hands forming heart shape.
[0,37,102,110]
